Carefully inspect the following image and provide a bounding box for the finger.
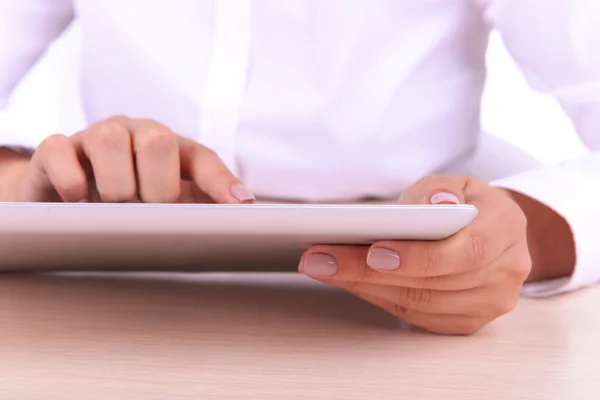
[399,174,467,205]
[306,239,485,278]
[369,180,523,277]
[177,181,215,203]
[25,134,89,202]
[319,278,518,318]
[72,117,137,202]
[366,234,491,277]
[299,245,489,290]
[127,119,180,203]
[178,137,254,204]
[336,282,493,335]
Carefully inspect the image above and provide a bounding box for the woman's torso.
[74,0,491,201]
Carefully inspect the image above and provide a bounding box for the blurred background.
[0,24,589,166]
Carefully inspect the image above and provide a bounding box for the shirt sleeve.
[477,0,600,296]
[0,0,75,148]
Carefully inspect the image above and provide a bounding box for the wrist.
[497,187,576,283]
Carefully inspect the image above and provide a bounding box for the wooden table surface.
[1,271,598,400]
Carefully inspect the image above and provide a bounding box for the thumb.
[398,175,467,205]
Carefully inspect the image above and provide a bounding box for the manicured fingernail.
[430,192,460,205]
[300,253,338,276]
[230,183,255,203]
[367,248,401,271]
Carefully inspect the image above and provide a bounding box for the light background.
[0,25,590,165]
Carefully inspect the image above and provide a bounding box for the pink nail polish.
[367,248,401,271]
[430,192,460,205]
[230,183,255,203]
[301,254,338,276]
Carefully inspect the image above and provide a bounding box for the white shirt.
[1,0,599,297]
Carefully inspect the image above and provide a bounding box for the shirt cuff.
[489,154,600,298]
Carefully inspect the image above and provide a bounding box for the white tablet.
[0,203,478,272]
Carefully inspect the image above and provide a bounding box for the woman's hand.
[299,175,532,335]
[4,116,254,204]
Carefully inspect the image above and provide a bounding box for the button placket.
[199,0,251,173]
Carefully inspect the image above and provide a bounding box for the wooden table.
[1,271,598,399]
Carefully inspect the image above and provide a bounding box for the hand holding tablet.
[298,175,531,335]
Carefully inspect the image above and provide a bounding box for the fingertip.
[229,182,255,204]
[400,175,468,205]
[366,246,401,271]
[299,252,338,277]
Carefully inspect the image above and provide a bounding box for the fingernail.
[78,199,88,203]
[367,248,401,271]
[300,253,338,276]
[230,183,255,203]
[430,192,460,205]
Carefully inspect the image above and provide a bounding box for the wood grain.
[1,272,598,400]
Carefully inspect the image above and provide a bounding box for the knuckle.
[501,248,532,284]
[516,255,533,281]
[105,115,130,124]
[94,122,130,149]
[514,264,532,285]
[38,134,69,152]
[134,117,161,126]
[467,232,487,267]
[137,128,177,153]
[489,286,521,317]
